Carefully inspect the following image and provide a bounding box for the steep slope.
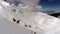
[0,14,34,34]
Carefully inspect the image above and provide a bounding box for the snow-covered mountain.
[0,0,60,34]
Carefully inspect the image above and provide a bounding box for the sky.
[39,0,60,11]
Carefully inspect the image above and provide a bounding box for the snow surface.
[0,0,60,34]
[0,14,33,34]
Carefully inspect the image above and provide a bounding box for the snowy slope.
[0,15,31,34]
[0,14,36,34]
[0,0,60,34]
[0,1,42,34]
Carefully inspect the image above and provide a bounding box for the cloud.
[18,0,40,6]
[17,0,42,11]
[4,0,42,11]
[5,0,41,6]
